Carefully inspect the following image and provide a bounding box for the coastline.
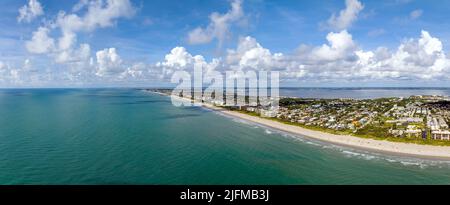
[151,91,450,160]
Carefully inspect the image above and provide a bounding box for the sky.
[1,0,450,87]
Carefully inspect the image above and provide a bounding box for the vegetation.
[235,107,450,146]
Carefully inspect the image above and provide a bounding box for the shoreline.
[151,91,450,160]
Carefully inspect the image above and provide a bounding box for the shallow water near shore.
[1,88,450,184]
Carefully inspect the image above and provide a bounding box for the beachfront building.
[260,109,277,118]
[389,129,404,137]
[431,130,450,140]
[389,127,422,138]
[405,129,422,138]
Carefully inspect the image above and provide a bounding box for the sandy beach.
[156,92,450,160]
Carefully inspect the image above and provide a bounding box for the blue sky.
[1,0,450,87]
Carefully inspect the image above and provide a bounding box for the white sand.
[157,92,450,159]
[202,104,450,160]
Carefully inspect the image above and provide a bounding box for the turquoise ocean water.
[1,89,450,184]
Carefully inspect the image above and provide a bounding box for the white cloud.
[157,36,294,80]
[187,28,214,45]
[187,0,244,46]
[12,0,450,86]
[227,36,285,70]
[72,0,89,12]
[410,9,423,20]
[0,61,5,71]
[9,29,450,86]
[17,0,44,23]
[0,60,34,86]
[96,48,123,76]
[386,30,448,75]
[325,0,364,30]
[56,0,136,33]
[161,47,196,67]
[53,0,136,62]
[55,43,91,64]
[158,30,447,84]
[25,27,55,54]
[418,30,442,55]
[25,26,91,66]
[299,30,357,62]
[156,47,214,77]
[120,63,145,79]
[17,0,140,86]
[25,0,136,68]
[23,59,31,70]
[295,30,450,81]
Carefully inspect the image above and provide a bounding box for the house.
[260,109,278,118]
[405,129,422,138]
[431,130,450,140]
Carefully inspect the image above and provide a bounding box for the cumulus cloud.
[387,30,448,76]
[16,0,146,86]
[187,0,244,46]
[16,0,450,87]
[120,62,145,79]
[0,61,5,71]
[17,0,44,23]
[294,30,450,81]
[157,36,294,80]
[56,0,136,34]
[0,61,11,80]
[72,0,90,12]
[55,43,91,64]
[119,62,164,81]
[157,29,450,83]
[95,48,123,76]
[156,47,216,77]
[13,0,450,87]
[53,0,136,64]
[25,27,55,54]
[10,28,450,87]
[160,47,197,67]
[25,0,136,64]
[0,59,38,86]
[312,30,356,61]
[226,36,285,70]
[325,0,364,30]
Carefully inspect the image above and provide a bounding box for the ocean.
[1,88,450,184]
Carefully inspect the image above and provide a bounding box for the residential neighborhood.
[261,95,450,141]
